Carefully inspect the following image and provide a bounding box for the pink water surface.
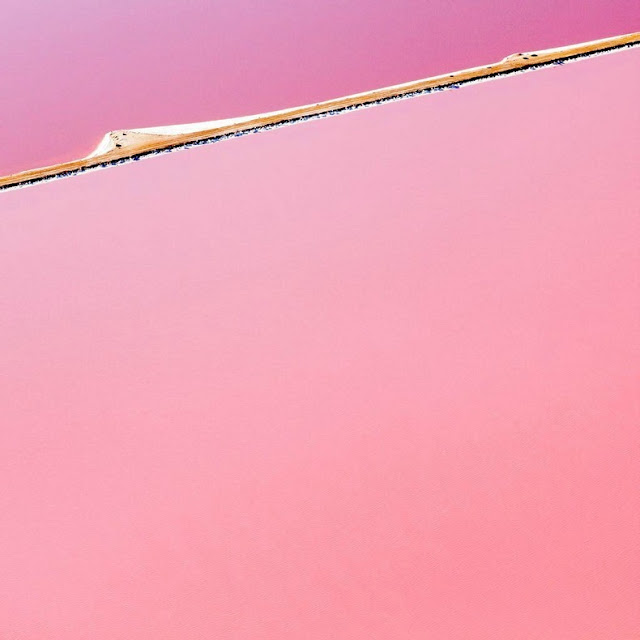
[1,0,638,175]
[1,50,639,638]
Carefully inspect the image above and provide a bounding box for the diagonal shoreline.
[1,31,638,193]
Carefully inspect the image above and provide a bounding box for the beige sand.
[1,31,638,192]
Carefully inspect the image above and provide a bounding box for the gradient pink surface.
[1,50,639,638]
[1,0,639,175]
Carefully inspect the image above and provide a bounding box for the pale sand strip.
[1,31,638,192]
